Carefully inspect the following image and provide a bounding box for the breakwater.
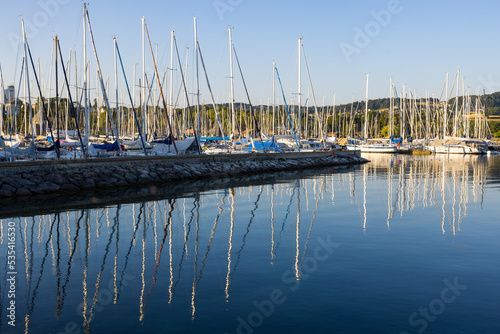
[0,151,366,200]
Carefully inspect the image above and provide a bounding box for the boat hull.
[346,145,397,153]
[425,145,483,154]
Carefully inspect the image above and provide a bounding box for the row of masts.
[0,5,494,153]
[349,71,491,141]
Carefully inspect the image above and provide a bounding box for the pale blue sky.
[1,0,499,105]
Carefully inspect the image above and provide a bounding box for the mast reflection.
[0,156,492,333]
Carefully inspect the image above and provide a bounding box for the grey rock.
[42,173,68,184]
[1,183,16,193]
[17,178,36,187]
[0,188,13,197]
[60,183,81,191]
[38,181,60,193]
[79,178,96,190]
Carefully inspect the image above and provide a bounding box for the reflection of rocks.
[0,152,366,208]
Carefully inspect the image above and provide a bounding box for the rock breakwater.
[0,152,367,198]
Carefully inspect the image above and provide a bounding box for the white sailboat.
[346,74,397,153]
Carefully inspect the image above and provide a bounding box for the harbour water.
[1,154,499,334]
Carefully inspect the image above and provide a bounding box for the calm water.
[1,154,499,334]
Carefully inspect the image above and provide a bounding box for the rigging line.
[116,202,144,301]
[300,178,325,266]
[57,209,84,318]
[8,57,24,142]
[144,23,178,153]
[301,44,322,141]
[143,199,175,307]
[56,39,87,155]
[274,65,300,150]
[174,36,201,152]
[197,42,228,150]
[26,214,57,319]
[231,185,264,277]
[171,195,198,298]
[84,206,118,332]
[274,180,299,255]
[83,6,121,150]
[115,38,147,155]
[232,46,264,144]
[191,192,227,319]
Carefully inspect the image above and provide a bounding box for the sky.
[1,0,500,106]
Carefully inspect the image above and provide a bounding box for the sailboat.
[424,73,486,155]
[346,74,397,153]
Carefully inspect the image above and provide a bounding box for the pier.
[0,151,366,213]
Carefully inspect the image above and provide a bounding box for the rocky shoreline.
[0,151,367,199]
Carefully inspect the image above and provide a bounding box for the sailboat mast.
[114,38,119,138]
[84,6,121,151]
[55,34,59,147]
[142,17,146,138]
[272,61,276,136]
[444,72,448,143]
[297,37,302,141]
[229,27,236,140]
[170,30,175,135]
[332,94,336,138]
[194,17,201,141]
[389,77,393,138]
[83,3,89,145]
[364,74,369,140]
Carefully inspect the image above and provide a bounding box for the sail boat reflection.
[298,177,325,273]
[360,153,488,234]
[225,188,235,301]
[143,199,174,317]
[24,214,57,333]
[2,156,490,333]
[57,210,84,318]
[84,205,119,333]
[191,191,226,319]
[171,195,198,303]
[235,185,264,268]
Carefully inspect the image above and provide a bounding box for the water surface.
[1,154,499,334]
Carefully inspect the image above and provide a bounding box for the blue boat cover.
[94,141,120,151]
[244,137,282,152]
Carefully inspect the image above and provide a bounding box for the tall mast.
[444,72,448,143]
[272,61,275,136]
[194,17,201,141]
[332,94,336,138]
[183,47,189,136]
[229,27,236,141]
[55,34,59,146]
[454,69,459,137]
[364,73,369,140]
[389,77,393,138]
[142,17,146,138]
[83,3,89,145]
[84,5,121,150]
[37,58,42,136]
[462,77,466,137]
[114,38,119,137]
[297,37,302,141]
[170,30,175,136]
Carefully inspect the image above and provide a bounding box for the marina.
[1,1,500,333]
[1,5,500,161]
